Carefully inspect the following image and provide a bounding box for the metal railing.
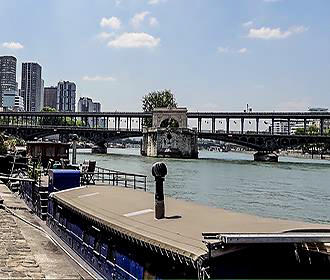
[92,166,147,191]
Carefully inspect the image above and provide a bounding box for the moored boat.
[47,185,330,279]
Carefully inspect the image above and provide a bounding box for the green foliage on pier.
[142,89,177,127]
[142,89,177,112]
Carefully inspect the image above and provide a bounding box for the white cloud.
[238,48,248,54]
[218,47,247,54]
[131,11,150,29]
[100,17,121,29]
[217,47,230,53]
[108,32,160,48]
[96,32,115,40]
[83,75,116,81]
[148,0,166,5]
[149,17,159,27]
[242,21,253,28]
[2,42,24,50]
[247,26,307,39]
[264,0,282,2]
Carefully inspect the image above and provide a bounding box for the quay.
[0,182,94,279]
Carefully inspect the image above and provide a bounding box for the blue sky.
[1,0,329,111]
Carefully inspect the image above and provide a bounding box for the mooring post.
[152,162,167,220]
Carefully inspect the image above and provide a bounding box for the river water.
[76,149,330,225]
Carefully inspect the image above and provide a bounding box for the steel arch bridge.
[0,111,330,152]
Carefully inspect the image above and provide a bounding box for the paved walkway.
[0,209,45,279]
[0,183,91,279]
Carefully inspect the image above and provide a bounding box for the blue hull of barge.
[47,199,145,280]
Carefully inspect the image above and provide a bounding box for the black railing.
[91,166,147,191]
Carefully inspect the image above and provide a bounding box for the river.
[75,148,330,225]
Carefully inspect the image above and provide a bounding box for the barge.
[47,185,330,279]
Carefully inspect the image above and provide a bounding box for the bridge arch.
[159,118,179,128]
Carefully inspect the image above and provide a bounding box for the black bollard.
[152,162,167,220]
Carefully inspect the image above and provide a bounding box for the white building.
[57,81,76,112]
[2,90,24,111]
[273,120,289,134]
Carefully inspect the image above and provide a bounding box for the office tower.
[44,86,58,109]
[20,62,43,111]
[0,56,17,105]
[57,81,76,112]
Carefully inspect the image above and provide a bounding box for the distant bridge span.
[0,111,330,151]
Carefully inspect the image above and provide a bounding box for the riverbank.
[0,183,90,279]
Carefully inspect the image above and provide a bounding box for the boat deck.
[52,186,330,262]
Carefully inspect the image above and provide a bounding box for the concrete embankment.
[0,183,90,279]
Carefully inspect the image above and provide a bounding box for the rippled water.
[76,149,330,224]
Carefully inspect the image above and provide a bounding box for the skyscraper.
[57,81,76,112]
[20,62,43,111]
[77,97,101,113]
[44,86,57,109]
[0,56,17,105]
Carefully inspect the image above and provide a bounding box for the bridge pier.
[92,144,107,154]
[254,151,278,162]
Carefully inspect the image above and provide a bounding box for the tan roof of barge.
[52,186,330,262]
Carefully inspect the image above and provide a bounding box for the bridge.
[0,111,330,153]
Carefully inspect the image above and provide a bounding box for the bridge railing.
[0,122,144,131]
[92,166,147,191]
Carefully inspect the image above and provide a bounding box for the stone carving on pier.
[141,108,198,158]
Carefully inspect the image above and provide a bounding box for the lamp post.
[152,162,167,219]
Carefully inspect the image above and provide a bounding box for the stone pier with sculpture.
[141,108,198,159]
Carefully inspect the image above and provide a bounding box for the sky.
[1,0,329,112]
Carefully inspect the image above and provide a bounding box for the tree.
[42,106,57,112]
[142,89,177,112]
[142,90,178,127]
[294,127,305,135]
[308,124,319,135]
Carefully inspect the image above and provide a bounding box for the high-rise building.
[57,81,76,112]
[0,56,17,105]
[77,97,102,127]
[44,86,57,109]
[20,62,43,111]
[77,97,101,113]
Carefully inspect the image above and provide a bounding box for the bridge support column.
[254,151,278,162]
[320,118,324,135]
[226,118,230,134]
[241,118,244,134]
[256,118,259,134]
[212,118,215,133]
